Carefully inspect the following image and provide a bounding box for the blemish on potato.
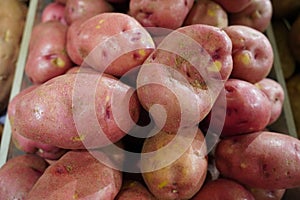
[73,193,78,199]
[208,60,222,72]
[158,180,168,189]
[237,52,251,66]
[240,162,247,169]
[72,134,85,142]
[207,9,215,17]
[51,57,65,68]
[4,30,11,42]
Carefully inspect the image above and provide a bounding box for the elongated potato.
[27,150,122,200]
[0,154,48,199]
[8,85,67,160]
[192,178,255,200]
[12,72,140,149]
[141,127,207,200]
[215,131,300,189]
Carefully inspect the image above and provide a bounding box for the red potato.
[184,0,228,28]
[224,25,274,83]
[137,24,233,133]
[255,78,285,125]
[12,72,140,149]
[141,128,207,200]
[115,180,156,200]
[41,2,67,25]
[55,0,67,5]
[209,79,271,137]
[247,187,286,200]
[64,0,114,25]
[215,131,300,189]
[25,21,73,84]
[0,154,48,199]
[67,12,155,77]
[213,0,252,13]
[229,0,272,32]
[8,85,67,160]
[26,150,122,200]
[192,178,255,200]
[129,0,194,29]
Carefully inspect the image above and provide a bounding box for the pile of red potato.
[0,0,300,199]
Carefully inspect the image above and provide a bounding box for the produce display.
[0,0,27,115]
[0,0,300,199]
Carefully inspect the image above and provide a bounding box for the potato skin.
[247,187,285,200]
[13,72,140,149]
[26,150,122,200]
[41,2,67,25]
[137,24,233,133]
[0,154,48,199]
[224,25,273,83]
[213,0,252,13]
[67,12,154,77]
[64,0,114,25]
[8,85,67,160]
[192,178,255,200]
[215,79,271,137]
[129,0,194,29]
[215,131,300,189]
[115,180,157,200]
[184,0,228,28]
[25,21,73,84]
[141,128,207,200]
[255,78,284,125]
[229,0,273,32]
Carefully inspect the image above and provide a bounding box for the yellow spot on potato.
[99,19,105,24]
[138,49,146,57]
[255,83,262,90]
[240,162,247,169]
[72,135,85,142]
[73,193,78,199]
[105,96,110,103]
[4,30,11,42]
[172,189,178,193]
[52,57,66,68]
[208,60,222,72]
[237,53,251,66]
[129,181,137,188]
[207,9,215,17]
[65,165,72,172]
[251,10,261,19]
[158,180,168,189]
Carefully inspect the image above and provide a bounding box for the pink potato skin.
[184,0,228,28]
[64,0,114,25]
[13,72,140,149]
[137,24,233,133]
[224,25,274,83]
[215,79,271,137]
[0,154,48,199]
[192,178,255,200]
[141,128,208,200]
[67,13,154,77]
[215,131,300,189]
[25,21,73,84]
[213,0,252,13]
[115,180,156,200]
[229,0,273,32]
[8,85,67,160]
[247,187,286,200]
[129,0,194,29]
[41,2,67,25]
[255,78,284,125]
[26,150,122,200]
